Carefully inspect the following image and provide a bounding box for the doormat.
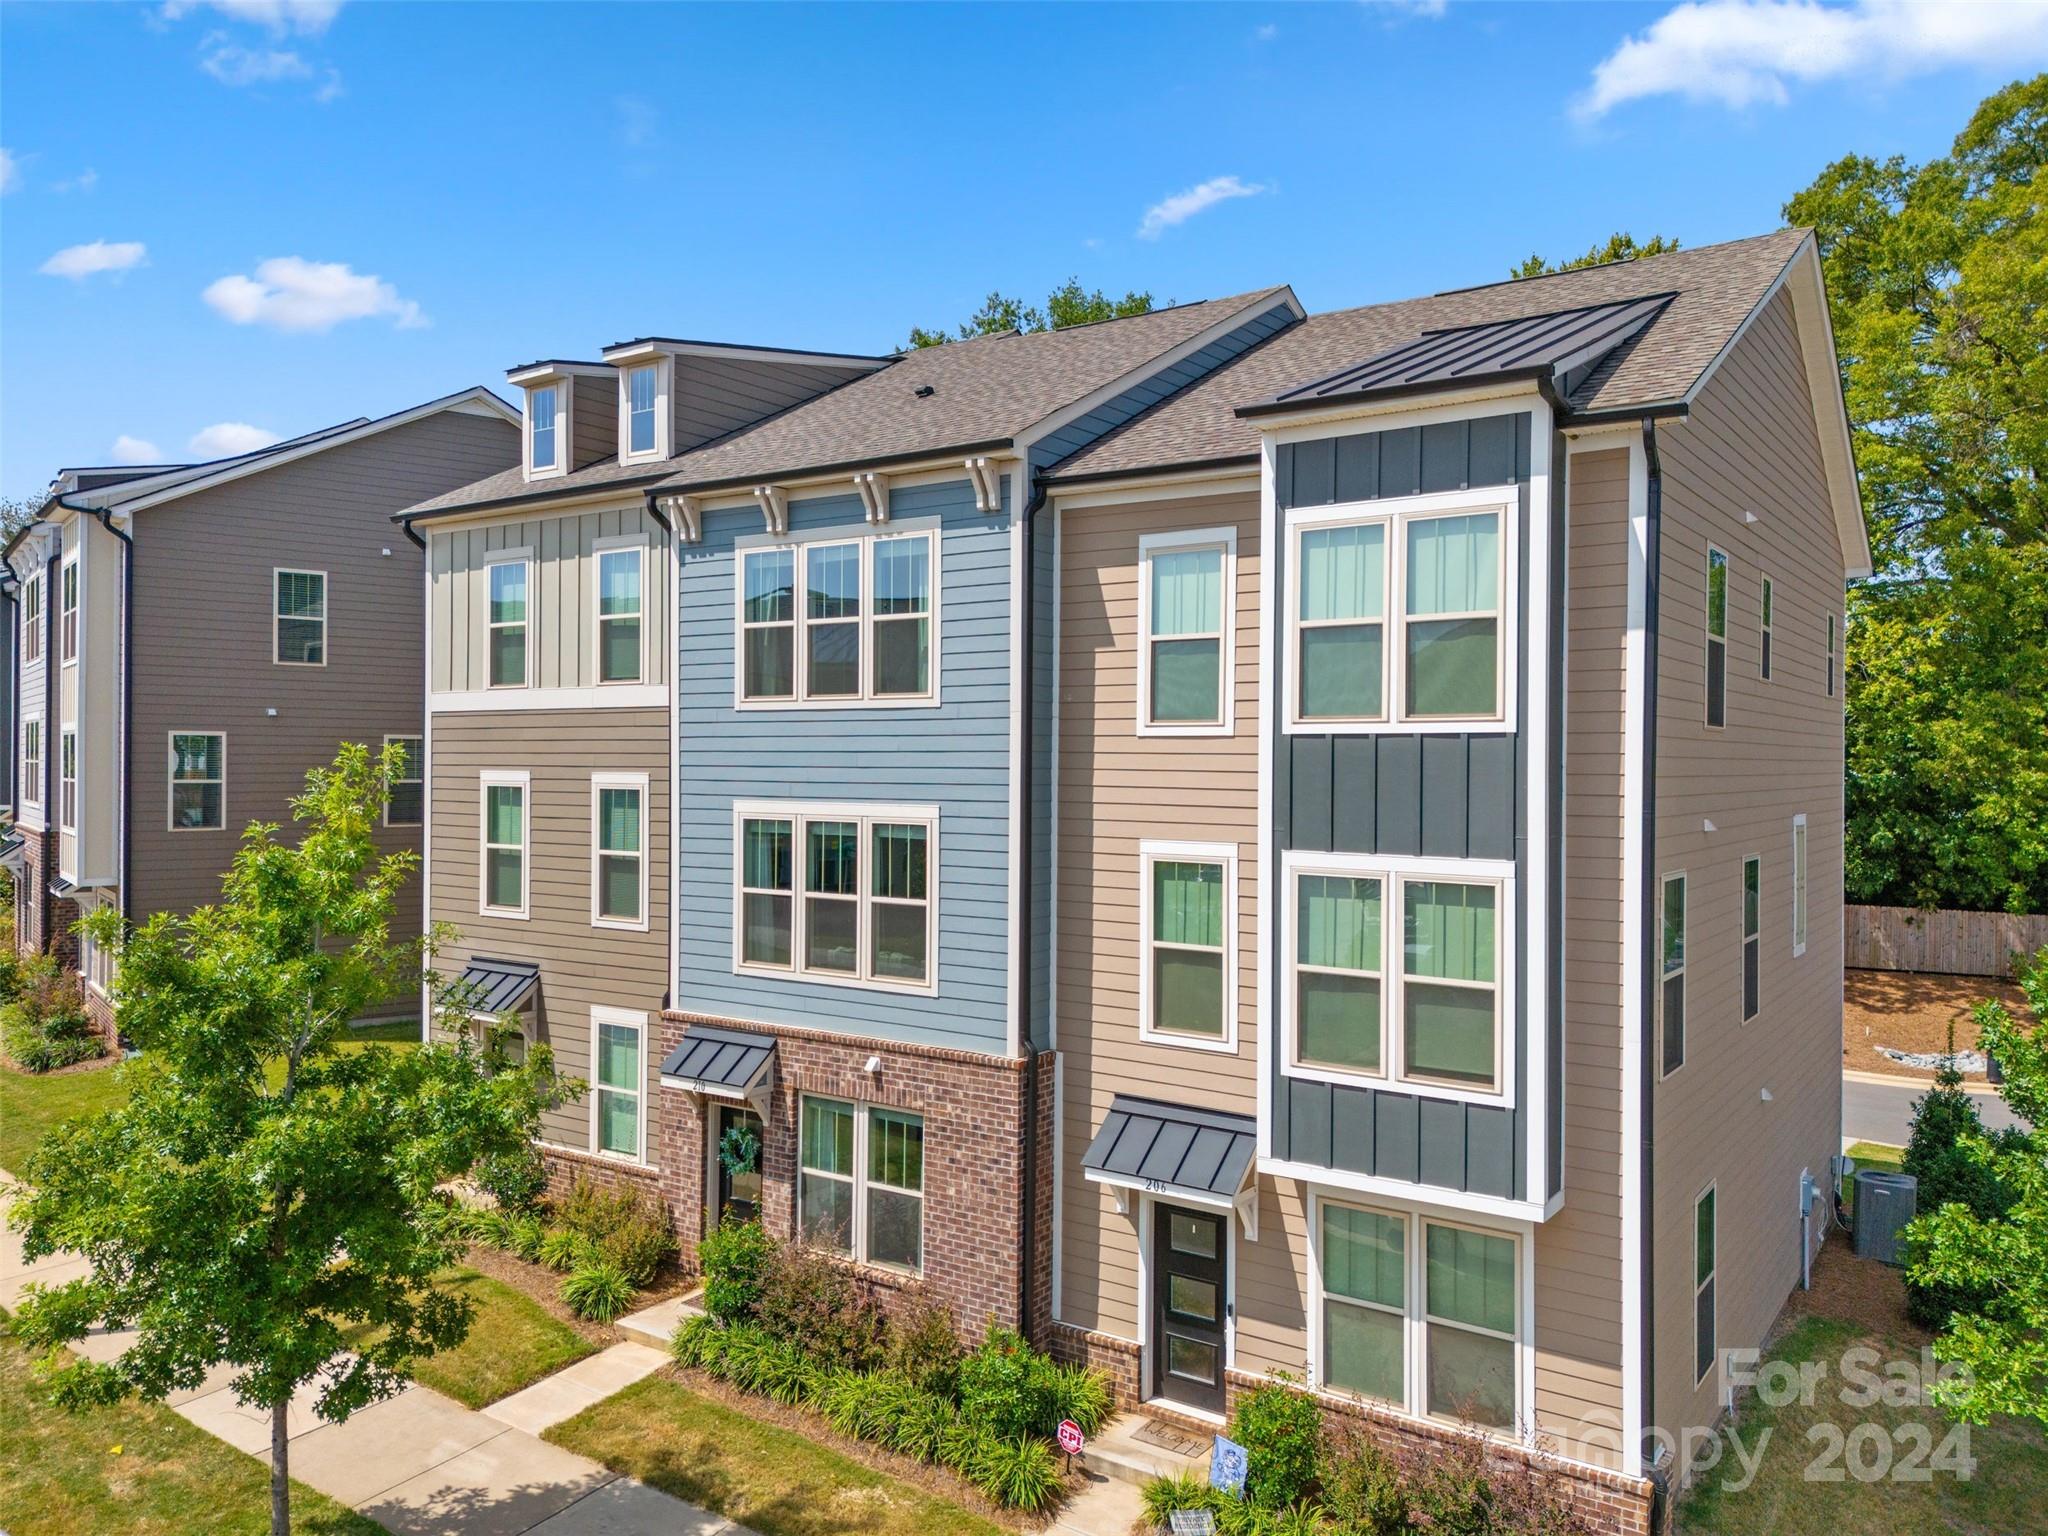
[1133,1419,1209,1458]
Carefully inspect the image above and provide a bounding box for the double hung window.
[384,735,423,827]
[1826,614,1837,698]
[596,546,644,683]
[738,530,935,705]
[593,1011,644,1160]
[1660,875,1687,1076]
[275,569,327,665]
[487,558,530,688]
[1695,1187,1717,1385]
[1705,548,1728,727]
[20,719,39,810]
[1741,856,1761,1021]
[1792,815,1809,956]
[1140,531,1232,730]
[21,573,39,663]
[737,804,936,989]
[1759,576,1774,681]
[1289,493,1507,729]
[59,558,78,664]
[481,773,528,917]
[627,365,658,456]
[528,384,559,472]
[59,730,77,830]
[1142,845,1233,1046]
[169,732,225,830]
[799,1096,925,1273]
[593,775,646,927]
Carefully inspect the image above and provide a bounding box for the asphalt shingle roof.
[1050,229,1811,481]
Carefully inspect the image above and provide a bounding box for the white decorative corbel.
[660,493,703,545]
[1234,1180,1259,1244]
[853,471,891,524]
[753,484,789,536]
[964,456,1002,513]
[1110,1185,1131,1216]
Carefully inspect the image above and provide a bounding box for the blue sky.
[3,0,2044,502]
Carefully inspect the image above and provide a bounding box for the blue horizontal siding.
[677,476,1014,1055]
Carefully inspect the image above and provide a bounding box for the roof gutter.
[393,468,678,529]
[661,436,1016,499]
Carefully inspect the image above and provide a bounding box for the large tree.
[1508,231,1680,279]
[906,276,1157,349]
[8,743,568,1536]
[1787,75,2048,912]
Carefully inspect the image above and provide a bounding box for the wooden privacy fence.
[1847,904,2048,977]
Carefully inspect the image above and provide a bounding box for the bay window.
[736,803,936,990]
[1287,858,1507,1100]
[1142,844,1234,1046]
[1315,1200,1522,1431]
[738,529,937,705]
[1288,492,1509,730]
[800,1096,925,1274]
[1140,530,1232,731]
[596,545,644,683]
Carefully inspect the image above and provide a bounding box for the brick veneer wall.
[650,1010,1056,1342]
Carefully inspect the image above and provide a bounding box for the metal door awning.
[451,957,540,1016]
[660,1024,777,1120]
[1083,1094,1261,1239]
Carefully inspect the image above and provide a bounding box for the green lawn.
[343,1265,594,1409]
[546,1374,1011,1536]
[0,1310,381,1536]
[0,1060,130,1176]
[1676,1312,2048,1536]
[1841,1141,1906,1218]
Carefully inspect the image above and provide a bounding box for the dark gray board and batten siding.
[1269,411,1563,1203]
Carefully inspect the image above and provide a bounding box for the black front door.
[713,1104,763,1225]
[1151,1204,1227,1413]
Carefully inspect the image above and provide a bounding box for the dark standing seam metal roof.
[1083,1095,1257,1201]
[659,1024,776,1091]
[1245,293,1675,416]
[454,957,540,1015]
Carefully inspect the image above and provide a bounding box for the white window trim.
[20,715,41,814]
[797,1094,926,1277]
[591,771,651,932]
[1283,487,1518,736]
[1741,854,1761,1024]
[525,380,567,480]
[479,769,531,920]
[1281,849,1517,1109]
[1694,1183,1717,1389]
[1136,526,1237,737]
[589,1006,649,1165]
[58,727,78,833]
[732,521,942,711]
[383,733,423,828]
[732,798,940,997]
[1791,814,1809,957]
[592,538,648,686]
[21,571,40,664]
[1659,872,1687,1079]
[1759,575,1774,682]
[484,554,534,689]
[272,567,328,668]
[59,554,78,668]
[1138,838,1239,1054]
[1705,546,1728,729]
[166,729,227,833]
[618,356,671,463]
[1306,1189,1529,1433]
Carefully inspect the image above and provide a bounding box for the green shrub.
[506,1213,550,1263]
[599,1205,676,1287]
[957,1322,1069,1439]
[887,1287,965,1397]
[0,954,101,1073]
[698,1216,775,1323]
[474,1143,550,1214]
[1044,1360,1113,1436]
[967,1433,1063,1514]
[1142,1471,1223,1529]
[889,1387,959,1464]
[1319,1423,1410,1534]
[560,1259,635,1322]
[756,1243,888,1371]
[1229,1375,1323,1509]
[558,1176,649,1241]
[819,1368,879,1439]
[670,1314,723,1370]
[539,1227,597,1272]
[1900,1056,2018,1327]
[0,943,25,1003]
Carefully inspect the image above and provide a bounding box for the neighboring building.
[406,230,1862,1535]
[5,390,520,1033]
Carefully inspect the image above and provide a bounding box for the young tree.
[905,277,1157,348]
[8,743,570,1536]
[1509,231,1680,279]
[1906,949,2048,1427]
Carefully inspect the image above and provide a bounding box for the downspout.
[1638,419,1665,1511]
[397,514,426,551]
[68,501,135,940]
[1017,468,1047,1340]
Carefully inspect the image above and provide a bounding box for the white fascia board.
[1017,286,1305,458]
[406,490,652,533]
[602,339,891,372]
[111,389,521,514]
[506,361,614,386]
[1050,466,1261,510]
[1260,381,1546,441]
[682,452,1025,513]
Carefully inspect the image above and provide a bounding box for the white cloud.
[1577,0,2048,120]
[189,421,280,457]
[163,0,342,35]
[1255,23,1279,41]
[0,148,19,194]
[111,435,165,465]
[201,44,311,86]
[54,168,99,194]
[40,240,149,280]
[1364,0,1448,17]
[1137,175,1270,240]
[202,255,427,332]
[314,68,344,103]
[616,95,658,148]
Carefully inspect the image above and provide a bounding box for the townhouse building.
[407,229,1860,1533]
[6,390,518,1032]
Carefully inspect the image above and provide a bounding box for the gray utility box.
[1853,1171,1919,1266]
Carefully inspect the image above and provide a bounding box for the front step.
[1079,1412,1213,1489]
[616,1288,703,1350]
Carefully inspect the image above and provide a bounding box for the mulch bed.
[1842,969,2026,1082]
[659,1358,1073,1532]
[457,1240,692,1348]
[1771,1234,1924,1344]
[0,1049,117,1079]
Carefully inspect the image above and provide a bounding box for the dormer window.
[529,384,560,473]
[628,365,657,456]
